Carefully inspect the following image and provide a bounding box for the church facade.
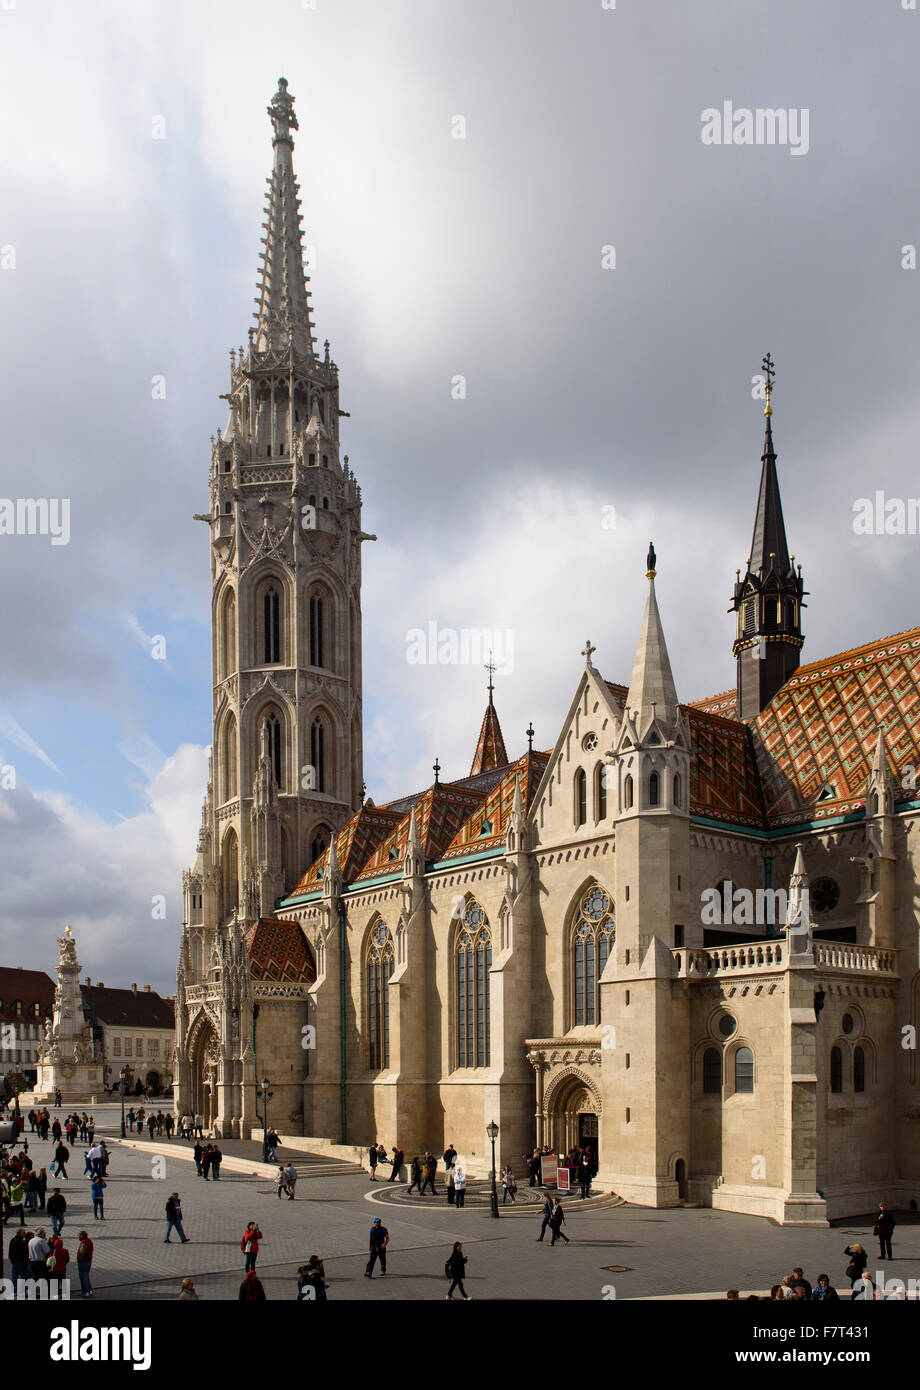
[176,80,920,1224]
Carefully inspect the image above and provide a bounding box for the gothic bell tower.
[188,77,371,933]
[731,355,806,721]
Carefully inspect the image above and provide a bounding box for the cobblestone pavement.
[6,1105,920,1300]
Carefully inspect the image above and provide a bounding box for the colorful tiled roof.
[440,751,550,860]
[290,804,404,896]
[751,626,920,827]
[689,687,737,717]
[244,917,316,983]
[354,783,485,882]
[469,700,508,776]
[686,707,764,828]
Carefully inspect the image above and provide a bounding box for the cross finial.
[485,652,496,705]
[526,721,534,753]
[761,351,775,418]
[581,639,596,665]
[433,757,441,786]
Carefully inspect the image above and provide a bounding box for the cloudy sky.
[0,0,917,992]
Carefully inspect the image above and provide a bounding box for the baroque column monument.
[26,925,103,1103]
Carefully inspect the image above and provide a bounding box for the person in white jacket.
[453,1164,467,1208]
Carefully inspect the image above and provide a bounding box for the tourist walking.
[276,1166,288,1199]
[364,1217,389,1277]
[201,1144,213,1180]
[368,1142,379,1180]
[193,1113,203,1138]
[46,1188,66,1236]
[91,1174,106,1220]
[241,1222,263,1272]
[501,1163,517,1205]
[445,1241,471,1300]
[76,1230,93,1297]
[407,1155,423,1195]
[549,1196,569,1246]
[420,1152,438,1197]
[844,1243,868,1298]
[164,1192,189,1243]
[238,1270,266,1300]
[193,1140,204,1176]
[52,1143,69,1179]
[283,1162,297,1199]
[536,1191,554,1242]
[211,1145,223,1180]
[875,1202,895,1261]
[454,1163,467,1208]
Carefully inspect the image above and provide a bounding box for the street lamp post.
[486,1120,500,1219]
[260,1076,270,1163]
[119,1066,130,1138]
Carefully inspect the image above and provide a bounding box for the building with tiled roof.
[175,82,919,1226]
[0,967,55,1083]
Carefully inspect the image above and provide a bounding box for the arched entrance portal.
[187,1014,220,1131]
[675,1158,688,1200]
[543,1070,602,1166]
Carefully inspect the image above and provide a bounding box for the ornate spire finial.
[433,757,441,787]
[526,721,534,753]
[761,351,775,418]
[485,652,496,706]
[581,639,596,665]
[267,76,298,146]
[646,540,657,578]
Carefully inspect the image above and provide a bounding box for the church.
[175,79,920,1224]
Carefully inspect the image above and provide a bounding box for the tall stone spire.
[624,541,680,735]
[469,659,509,775]
[254,78,316,360]
[731,355,806,721]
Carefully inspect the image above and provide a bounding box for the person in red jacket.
[238,1270,266,1300]
[48,1235,70,1293]
[241,1222,263,1273]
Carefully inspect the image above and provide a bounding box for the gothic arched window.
[594,763,607,820]
[221,713,238,802]
[262,711,282,789]
[648,771,660,807]
[456,901,491,1067]
[221,829,238,919]
[310,716,326,794]
[572,885,615,1027]
[854,1046,866,1093]
[673,772,681,808]
[263,585,281,665]
[310,827,331,866]
[220,589,237,680]
[703,1047,721,1094]
[830,1045,842,1092]
[734,1046,755,1094]
[309,594,324,668]
[574,768,587,827]
[367,922,394,1071]
[624,774,634,809]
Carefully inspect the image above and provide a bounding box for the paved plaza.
[6,1104,918,1300]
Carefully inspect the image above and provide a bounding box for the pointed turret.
[784,844,812,949]
[404,802,425,878]
[254,78,316,361]
[731,355,807,721]
[322,831,342,898]
[469,662,509,775]
[624,541,680,738]
[867,727,897,819]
